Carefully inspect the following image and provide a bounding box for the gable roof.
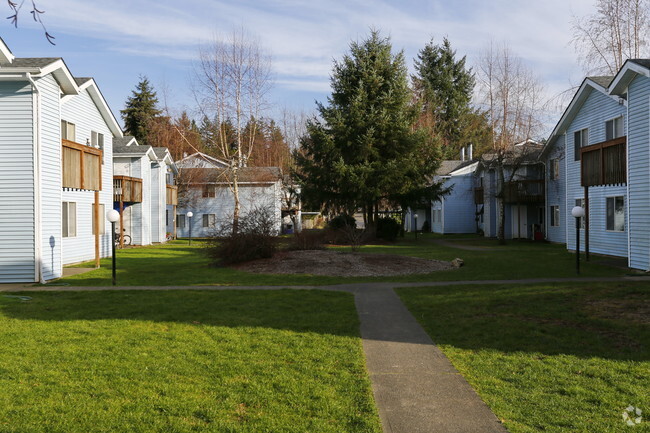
[176,152,229,169]
[113,136,138,147]
[113,143,156,160]
[609,58,650,95]
[0,39,122,138]
[436,160,463,176]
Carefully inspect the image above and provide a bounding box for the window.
[91,131,105,163]
[575,199,585,229]
[550,159,560,180]
[177,214,186,229]
[574,128,588,161]
[605,117,624,141]
[202,184,216,198]
[91,204,105,235]
[550,205,560,227]
[606,196,625,231]
[203,214,216,228]
[61,120,76,142]
[62,202,77,237]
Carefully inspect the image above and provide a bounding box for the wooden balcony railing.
[503,179,545,203]
[62,139,102,191]
[113,176,143,203]
[474,187,484,204]
[580,136,626,187]
[166,184,178,205]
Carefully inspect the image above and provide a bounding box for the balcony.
[474,187,484,204]
[166,184,178,205]
[580,136,626,187]
[113,176,143,203]
[62,139,102,191]
[503,179,545,203]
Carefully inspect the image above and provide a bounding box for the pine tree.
[121,76,161,145]
[296,30,443,225]
[413,38,490,158]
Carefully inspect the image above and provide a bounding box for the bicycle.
[114,228,131,248]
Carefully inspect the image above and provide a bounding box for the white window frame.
[550,158,560,180]
[203,213,216,228]
[574,128,588,161]
[177,214,186,229]
[62,201,77,238]
[606,196,625,232]
[61,120,76,142]
[605,116,624,141]
[550,205,560,227]
[91,131,105,163]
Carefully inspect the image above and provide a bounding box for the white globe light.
[187,211,194,218]
[106,209,120,223]
[571,206,585,218]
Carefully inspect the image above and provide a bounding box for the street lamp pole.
[414,212,418,241]
[187,211,194,246]
[106,209,120,286]
[571,206,585,274]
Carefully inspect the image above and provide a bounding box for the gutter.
[26,72,45,284]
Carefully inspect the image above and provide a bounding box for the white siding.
[60,88,113,265]
[177,182,283,237]
[0,81,35,282]
[627,74,650,269]
[564,87,628,257]
[37,75,63,280]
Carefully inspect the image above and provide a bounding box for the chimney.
[460,147,466,161]
[468,143,473,160]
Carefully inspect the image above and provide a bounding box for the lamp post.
[106,209,120,286]
[571,206,585,274]
[187,211,194,246]
[414,212,418,241]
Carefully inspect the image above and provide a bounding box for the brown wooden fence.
[113,176,143,203]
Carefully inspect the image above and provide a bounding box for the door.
[511,205,528,239]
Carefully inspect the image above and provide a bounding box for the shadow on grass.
[398,282,650,361]
[0,289,360,337]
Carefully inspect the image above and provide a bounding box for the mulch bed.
[232,249,454,277]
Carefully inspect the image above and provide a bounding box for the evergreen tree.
[296,30,443,224]
[413,38,490,158]
[121,76,161,145]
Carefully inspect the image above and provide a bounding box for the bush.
[376,217,401,241]
[328,214,356,230]
[421,220,430,233]
[206,206,278,265]
[287,230,325,251]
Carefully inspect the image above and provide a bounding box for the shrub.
[287,230,325,251]
[328,214,356,230]
[206,206,278,265]
[421,220,430,233]
[376,217,401,241]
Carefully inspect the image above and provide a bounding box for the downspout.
[26,73,45,284]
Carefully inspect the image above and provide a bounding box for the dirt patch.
[584,296,650,325]
[232,249,455,277]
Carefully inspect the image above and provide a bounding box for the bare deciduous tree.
[572,0,650,75]
[476,42,546,243]
[194,27,273,233]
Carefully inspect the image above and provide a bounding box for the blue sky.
[2,0,594,129]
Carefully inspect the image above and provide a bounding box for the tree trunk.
[232,166,240,234]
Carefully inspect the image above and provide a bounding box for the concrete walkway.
[2,275,649,433]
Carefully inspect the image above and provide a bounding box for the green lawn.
[0,290,381,433]
[58,235,628,286]
[397,282,650,433]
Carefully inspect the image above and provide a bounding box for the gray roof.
[436,160,463,176]
[588,76,614,88]
[152,147,170,160]
[113,136,137,147]
[74,77,92,86]
[10,57,60,68]
[113,144,152,156]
